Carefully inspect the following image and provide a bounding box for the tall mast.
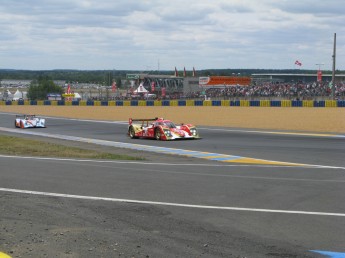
[331,33,336,99]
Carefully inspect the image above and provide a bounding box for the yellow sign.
[62,93,75,97]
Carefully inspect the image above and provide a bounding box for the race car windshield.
[164,122,176,128]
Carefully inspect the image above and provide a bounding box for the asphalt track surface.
[0,112,345,257]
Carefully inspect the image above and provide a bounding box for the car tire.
[129,126,137,139]
[155,129,161,140]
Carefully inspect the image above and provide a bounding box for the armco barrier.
[178,100,186,106]
[203,100,212,106]
[302,100,313,107]
[338,100,345,107]
[314,100,325,107]
[195,100,203,106]
[250,100,260,107]
[154,100,162,106]
[1,99,344,107]
[292,100,302,107]
[162,100,170,106]
[138,100,147,106]
[325,100,337,107]
[281,100,292,107]
[212,100,221,106]
[170,100,178,106]
[260,100,271,107]
[231,100,240,106]
[130,100,138,106]
[240,100,250,107]
[271,100,281,107]
[221,100,230,106]
[186,100,195,106]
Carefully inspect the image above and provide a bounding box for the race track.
[0,113,345,258]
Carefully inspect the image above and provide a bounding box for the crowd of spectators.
[200,81,345,100]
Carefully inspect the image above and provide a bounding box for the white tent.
[133,83,148,93]
[73,92,82,99]
[3,89,13,100]
[13,89,23,100]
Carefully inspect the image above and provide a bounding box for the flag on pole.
[183,67,187,77]
[112,81,117,92]
[295,60,302,66]
[174,67,178,77]
[192,67,196,77]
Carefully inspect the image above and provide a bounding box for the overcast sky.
[0,0,344,71]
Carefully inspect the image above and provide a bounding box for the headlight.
[190,128,197,136]
[164,130,172,137]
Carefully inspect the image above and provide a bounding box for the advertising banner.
[317,70,322,82]
[199,76,251,87]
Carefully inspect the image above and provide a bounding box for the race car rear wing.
[16,114,36,118]
[129,117,162,126]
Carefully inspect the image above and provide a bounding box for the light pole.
[331,33,336,100]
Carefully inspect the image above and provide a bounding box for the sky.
[0,0,344,71]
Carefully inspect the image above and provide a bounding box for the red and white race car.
[15,114,46,129]
[128,117,200,141]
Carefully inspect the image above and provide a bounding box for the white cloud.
[0,0,343,70]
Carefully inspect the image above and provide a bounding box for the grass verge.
[0,135,144,160]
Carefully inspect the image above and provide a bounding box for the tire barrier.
[1,100,345,107]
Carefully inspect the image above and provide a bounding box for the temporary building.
[13,89,24,100]
[73,92,82,100]
[133,83,149,93]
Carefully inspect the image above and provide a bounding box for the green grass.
[0,135,144,160]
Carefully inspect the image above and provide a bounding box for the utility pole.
[331,33,336,100]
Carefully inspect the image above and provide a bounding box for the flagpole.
[331,33,336,100]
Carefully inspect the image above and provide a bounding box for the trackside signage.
[199,76,251,87]
[126,74,139,80]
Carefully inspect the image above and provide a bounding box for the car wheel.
[155,129,161,140]
[15,121,18,128]
[129,126,137,139]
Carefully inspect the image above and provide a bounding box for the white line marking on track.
[1,154,344,170]
[2,155,344,183]
[1,187,345,217]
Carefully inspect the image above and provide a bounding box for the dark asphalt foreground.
[1,194,320,258]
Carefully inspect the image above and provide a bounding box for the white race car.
[15,115,46,129]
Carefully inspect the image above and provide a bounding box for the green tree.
[27,76,64,100]
[115,77,122,88]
